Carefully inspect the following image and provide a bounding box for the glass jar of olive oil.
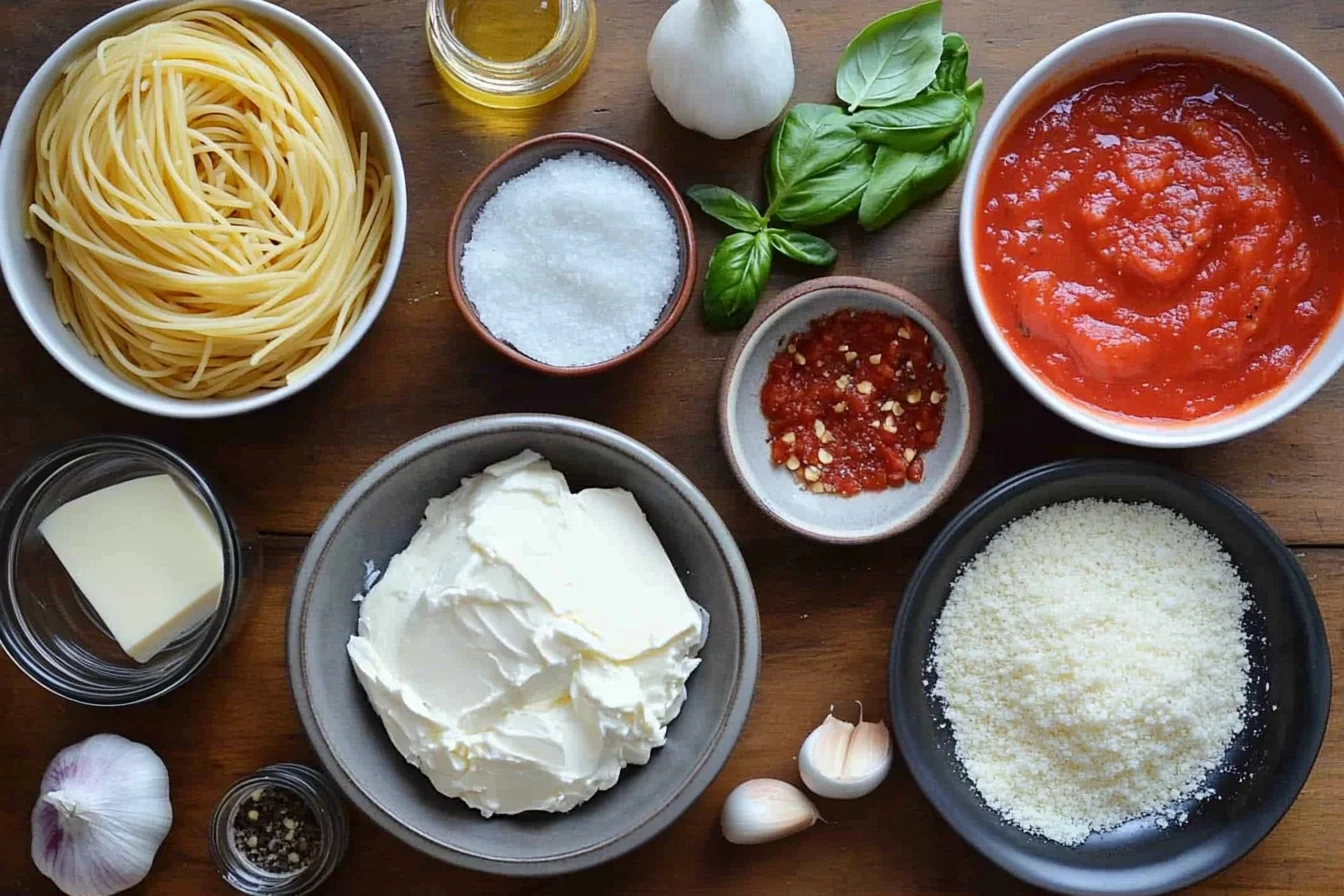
[426,0,596,108]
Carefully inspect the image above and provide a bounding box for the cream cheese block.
[347,450,707,817]
[39,474,224,663]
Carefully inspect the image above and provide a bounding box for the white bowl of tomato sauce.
[960,13,1344,447]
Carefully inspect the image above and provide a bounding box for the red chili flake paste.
[761,309,947,497]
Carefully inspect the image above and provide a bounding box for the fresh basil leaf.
[858,147,941,230]
[925,121,974,191]
[913,80,982,195]
[765,105,859,206]
[765,105,875,227]
[930,32,969,93]
[849,93,967,151]
[965,77,985,116]
[703,231,773,330]
[771,141,875,227]
[835,0,943,112]
[685,184,767,233]
[916,82,983,192]
[767,229,838,266]
[858,79,985,230]
[917,105,978,191]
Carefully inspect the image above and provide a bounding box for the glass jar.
[0,435,260,706]
[209,763,349,895]
[426,0,597,108]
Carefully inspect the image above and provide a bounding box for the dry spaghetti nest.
[26,3,394,398]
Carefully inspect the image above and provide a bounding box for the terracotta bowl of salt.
[445,132,696,376]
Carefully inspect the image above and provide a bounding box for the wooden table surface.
[3,0,1342,893]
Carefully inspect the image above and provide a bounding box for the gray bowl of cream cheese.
[287,414,759,875]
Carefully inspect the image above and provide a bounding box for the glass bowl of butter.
[0,435,258,705]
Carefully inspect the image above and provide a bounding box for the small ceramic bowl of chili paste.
[718,276,982,544]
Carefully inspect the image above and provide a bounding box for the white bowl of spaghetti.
[0,0,406,418]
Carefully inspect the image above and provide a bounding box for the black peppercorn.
[230,785,321,875]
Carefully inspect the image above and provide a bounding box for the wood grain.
[1,0,1342,893]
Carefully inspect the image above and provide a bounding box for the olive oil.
[444,0,560,63]
[426,0,595,109]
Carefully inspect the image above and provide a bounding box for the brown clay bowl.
[445,133,696,376]
[718,276,983,544]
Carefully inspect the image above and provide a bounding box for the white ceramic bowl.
[0,0,407,419]
[959,14,1344,448]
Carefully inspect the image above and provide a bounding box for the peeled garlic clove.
[798,706,893,800]
[802,714,854,781]
[720,778,821,845]
[31,734,172,896]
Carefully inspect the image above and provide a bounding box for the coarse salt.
[460,152,680,367]
[930,500,1251,845]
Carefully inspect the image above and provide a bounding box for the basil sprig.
[689,1,983,328]
[687,184,838,330]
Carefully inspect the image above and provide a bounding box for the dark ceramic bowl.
[287,415,758,875]
[445,133,696,376]
[889,459,1331,895]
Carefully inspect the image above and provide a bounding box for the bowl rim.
[444,132,697,376]
[889,457,1333,896]
[957,12,1344,448]
[717,275,983,544]
[0,0,408,420]
[285,413,760,876]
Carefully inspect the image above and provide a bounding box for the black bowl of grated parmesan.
[889,458,1331,896]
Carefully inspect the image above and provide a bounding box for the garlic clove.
[798,705,893,800]
[843,719,893,782]
[31,734,172,896]
[801,714,854,782]
[720,778,821,845]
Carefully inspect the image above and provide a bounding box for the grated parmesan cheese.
[930,500,1250,845]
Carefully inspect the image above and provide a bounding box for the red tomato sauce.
[976,58,1344,421]
[760,310,946,497]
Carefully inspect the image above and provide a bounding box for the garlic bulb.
[798,705,893,800]
[720,778,820,844]
[31,734,173,896]
[647,0,795,140]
